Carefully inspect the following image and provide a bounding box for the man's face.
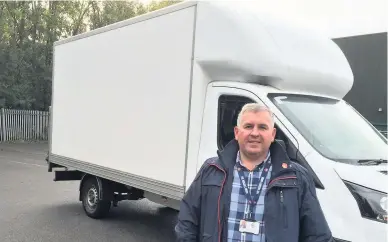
[234,110,276,157]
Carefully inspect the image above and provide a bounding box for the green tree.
[0,0,181,110]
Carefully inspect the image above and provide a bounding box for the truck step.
[48,162,65,172]
[54,170,84,181]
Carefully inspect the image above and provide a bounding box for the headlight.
[344,181,387,223]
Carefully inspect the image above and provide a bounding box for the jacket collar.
[217,139,293,175]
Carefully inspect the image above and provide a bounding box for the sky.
[143,0,388,38]
[235,0,388,38]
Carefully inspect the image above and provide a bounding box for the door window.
[217,95,254,149]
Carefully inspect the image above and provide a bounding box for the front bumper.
[333,217,387,242]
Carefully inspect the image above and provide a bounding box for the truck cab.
[186,4,387,240]
[195,80,387,242]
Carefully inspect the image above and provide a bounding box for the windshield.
[268,93,387,163]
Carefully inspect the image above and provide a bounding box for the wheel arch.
[79,174,103,201]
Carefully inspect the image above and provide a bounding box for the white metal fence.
[0,107,386,143]
[0,108,50,142]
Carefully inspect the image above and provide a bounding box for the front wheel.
[81,177,111,219]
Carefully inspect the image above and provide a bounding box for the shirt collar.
[236,150,271,169]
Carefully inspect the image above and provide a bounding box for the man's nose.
[250,127,260,136]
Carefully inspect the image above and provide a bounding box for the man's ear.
[272,127,277,142]
[234,126,239,140]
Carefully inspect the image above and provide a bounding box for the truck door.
[192,83,325,192]
[196,85,262,172]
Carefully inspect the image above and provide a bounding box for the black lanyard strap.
[237,157,271,220]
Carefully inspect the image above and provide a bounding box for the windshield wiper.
[358,159,388,165]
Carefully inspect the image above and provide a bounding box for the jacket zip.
[209,164,226,242]
[280,189,287,228]
[264,174,295,234]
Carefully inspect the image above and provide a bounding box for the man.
[175,103,334,242]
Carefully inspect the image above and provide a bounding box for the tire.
[81,177,111,219]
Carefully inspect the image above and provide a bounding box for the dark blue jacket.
[175,139,334,242]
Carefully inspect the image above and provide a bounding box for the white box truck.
[46,1,388,241]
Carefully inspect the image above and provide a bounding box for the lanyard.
[237,155,271,220]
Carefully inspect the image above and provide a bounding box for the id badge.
[239,220,260,235]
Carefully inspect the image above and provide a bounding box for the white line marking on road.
[5,160,46,168]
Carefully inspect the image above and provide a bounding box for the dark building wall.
[333,32,387,132]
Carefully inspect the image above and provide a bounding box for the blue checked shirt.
[227,151,272,242]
